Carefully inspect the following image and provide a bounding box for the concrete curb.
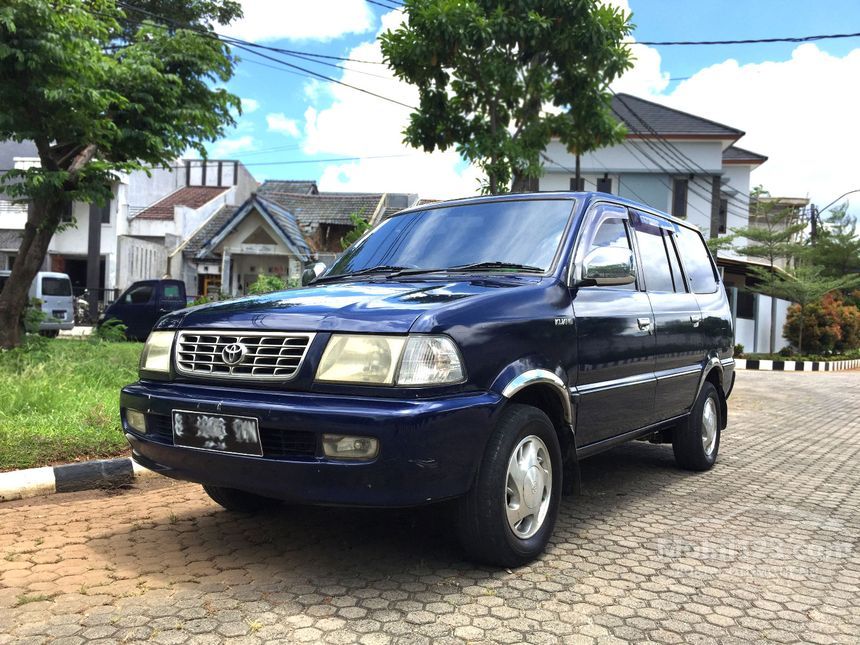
[0,458,158,503]
[736,358,860,372]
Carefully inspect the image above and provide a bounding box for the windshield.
[327,199,574,277]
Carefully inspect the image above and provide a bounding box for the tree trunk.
[0,199,59,349]
[510,172,530,193]
[797,304,805,355]
[575,153,581,189]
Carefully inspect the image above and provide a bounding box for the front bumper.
[121,382,503,507]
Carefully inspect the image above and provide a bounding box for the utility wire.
[633,31,860,46]
[113,2,415,109]
[366,0,402,11]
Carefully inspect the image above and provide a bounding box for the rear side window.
[162,284,181,300]
[124,284,154,304]
[633,227,674,293]
[676,227,718,294]
[42,277,72,297]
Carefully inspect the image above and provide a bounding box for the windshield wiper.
[312,265,409,283]
[387,261,545,278]
[446,261,544,273]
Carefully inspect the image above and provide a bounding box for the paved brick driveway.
[1,370,859,644]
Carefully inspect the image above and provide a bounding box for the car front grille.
[175,331,315,381]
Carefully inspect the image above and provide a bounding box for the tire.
[39,330,59,338]
[673,381,721,471]
[457,404,563,568]
[202,485,281,512]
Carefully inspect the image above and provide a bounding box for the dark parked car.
[121,192,734,566]
[100,279,186,340]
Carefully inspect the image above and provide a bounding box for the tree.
[0,0,241,348]
[731,187,807,351]
[340,212,372,250]
[768,263,860,354]
[805,204,860,277]
[380,0,633,194]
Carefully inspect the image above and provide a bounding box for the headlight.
[139,331,175,378]
[316,335,406,384]
[315,334,465,386]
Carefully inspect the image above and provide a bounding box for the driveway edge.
[0,457,158,503]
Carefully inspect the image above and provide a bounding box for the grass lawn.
[0,337,142,471]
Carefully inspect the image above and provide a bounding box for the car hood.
[159,276,545,334]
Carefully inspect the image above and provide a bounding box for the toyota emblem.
[221,343,247,366]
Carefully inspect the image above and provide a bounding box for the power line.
[633,30,860,47]
[366,0,403,11]
[113,2,415,109]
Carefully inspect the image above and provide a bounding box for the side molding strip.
[501,369,573,424]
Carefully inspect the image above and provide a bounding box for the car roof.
[395,191,695,232]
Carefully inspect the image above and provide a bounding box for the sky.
[205,0,860,215]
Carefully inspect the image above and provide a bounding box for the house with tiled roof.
[169,181,419,297]
[540,93,798,353]
[0,151,257,301]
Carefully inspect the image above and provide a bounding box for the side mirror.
[301,262,327,286]
[580,246,636,287]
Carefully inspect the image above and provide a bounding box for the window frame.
[568,202,641,290]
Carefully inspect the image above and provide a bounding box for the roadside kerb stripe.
[736,358,860,371]
[0,457,157,502]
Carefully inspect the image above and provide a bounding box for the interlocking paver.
[1,370,859,643]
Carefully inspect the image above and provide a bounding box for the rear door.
[630,211,703,419]
[571,203,657,447]
[38,274,74,328]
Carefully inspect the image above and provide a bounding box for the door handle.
[637,317,652,331]
[690,314,702,327]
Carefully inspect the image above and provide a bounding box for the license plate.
[52,310,66,320]
[172,410,263,456]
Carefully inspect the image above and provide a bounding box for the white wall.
[116,236,168,289]
[544,139,725,174]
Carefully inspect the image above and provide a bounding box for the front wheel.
[673,381,721,471]
[457,404,562,568]
[202,485,281,512]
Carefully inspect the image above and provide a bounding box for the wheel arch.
[698,357,728,429]
[497,369,580,494]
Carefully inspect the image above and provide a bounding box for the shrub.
[23,298,45,334]
[733,343,744,358]
[93,318,127,343]
[247,274,298,295]
[784,293,860,354]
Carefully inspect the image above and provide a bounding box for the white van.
[0,270,75,337]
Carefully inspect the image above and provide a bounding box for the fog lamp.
[322,434,379,460]
[126,409,147,434]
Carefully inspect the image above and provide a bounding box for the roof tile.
[135,186,229,220]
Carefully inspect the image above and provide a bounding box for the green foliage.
[0,339,140,470]
[188,292,228,307]
[380,0,633,194]
[0,0,241,347]
[732,187,806,273]
[804,204,860,277]
[22,298,45,334]
[784,293,860,354]
[706,234,736,257]
[768,263,860,354]
[733,343,744,358]
[248,274,287,295]
[341,212,372,250]
[93,318,127,342]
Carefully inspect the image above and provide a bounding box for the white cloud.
[221,0,374,42]
[241,98,260,113]
[210,135,255,157]
[301,9,481,198]
[613,42,860,212]
[267,113,302,138]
